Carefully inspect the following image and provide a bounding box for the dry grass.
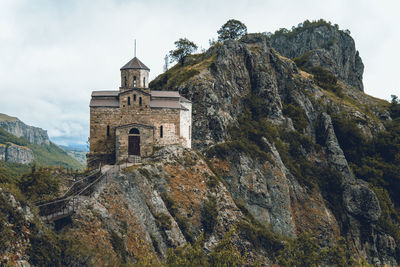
[0,113,18,122]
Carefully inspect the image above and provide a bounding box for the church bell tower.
[120,50,150,93]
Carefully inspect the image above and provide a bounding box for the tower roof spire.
[120,57,150,71]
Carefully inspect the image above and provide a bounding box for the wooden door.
[128,136,140,156]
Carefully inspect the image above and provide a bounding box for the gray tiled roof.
[151,90,180,98]
[120,57,150,70]
[90,98,119,108]
[150,99,182,109]
[91,90,119,97]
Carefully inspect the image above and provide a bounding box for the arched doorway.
[128,128,140,156]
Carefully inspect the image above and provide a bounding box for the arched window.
[107,125,110,137]
[139,97,142,106]
[134,94,136,101]
[143,77,146,87]
[128,97,131,105]
[133,76,137,87]
[129,128,140,135]
[160,125,163,138]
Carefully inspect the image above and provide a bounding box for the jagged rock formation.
[0,113,50,145]
[268,22,364,91]
[149,25,398,265]
[0,144,34,164]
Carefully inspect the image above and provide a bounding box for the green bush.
[277,232,354,267]
[282,103,308,131]
[201,197,218,235]
[109,230,128,264]
[309,67,344,97]
[0,161,30,184]
[18,166,60,202]
[166,231,246,267]
[154,213,172,231]
[293,51,311,69]
[160,192,194,243]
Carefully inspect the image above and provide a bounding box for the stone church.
[87,55,192,168]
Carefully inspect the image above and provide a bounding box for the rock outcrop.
[149,25,397,265]
[0,144,34,164]
[0,113,50,145]
[268,22,364,91]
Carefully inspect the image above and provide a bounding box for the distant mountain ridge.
[0,113,83,170]
[0,113,50,145]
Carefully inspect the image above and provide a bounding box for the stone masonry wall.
[119,90,151,110]
[115,124,154,162]
[120,69,149,89]
[89,101,182,165]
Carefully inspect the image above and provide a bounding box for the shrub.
[160,192,194,243]
[18,166,60,202]
[282,103,308,131]
[109,230,128,264]
[201,197,218,235]
[310,67,344,97]
[293,52,311,69]
[154,213,172,231]
[277,232,354,267]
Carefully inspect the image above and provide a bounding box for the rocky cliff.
[148,21,399,265]
[268,20,364,91]
[0,143,34,164]
[0,113,50,145]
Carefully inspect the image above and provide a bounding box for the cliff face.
[268,22,364,91]
[0,144,34,164]
[148,27,398,265]
[0,113,50,145]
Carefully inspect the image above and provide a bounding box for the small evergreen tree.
[217,19,247,41]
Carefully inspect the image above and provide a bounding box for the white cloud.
[0,0,399,145]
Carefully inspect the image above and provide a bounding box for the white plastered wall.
[180,102,192,148]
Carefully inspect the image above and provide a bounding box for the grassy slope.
[28,142,83,170]
[0,113,19,122]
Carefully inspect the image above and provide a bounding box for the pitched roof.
[150,99,182,109]
[91,90,119,97]
[151,90,180,98]
[120,57,150,71]
[90,98,119,108]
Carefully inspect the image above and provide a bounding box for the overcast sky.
[0,0,399,145]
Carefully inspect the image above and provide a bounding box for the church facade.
[87,56,192,168]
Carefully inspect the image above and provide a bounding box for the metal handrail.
[35,166,104,221]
